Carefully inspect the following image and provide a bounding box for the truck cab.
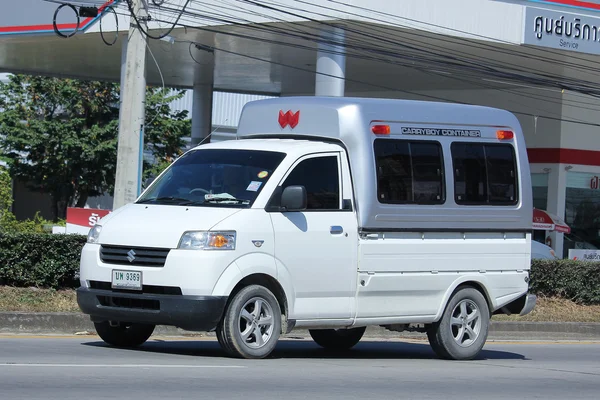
[77,96,536,360]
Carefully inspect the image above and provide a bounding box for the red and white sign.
[527,0,600,13]
[569,249,600,261]
[591,176,599,190]
[532,208,571,234]
[66,207,111,235]
[0,0,118,36]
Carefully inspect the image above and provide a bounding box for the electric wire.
[223,1,600,111]
[137,9,600,116]
[52,3,80,38]
[148,0,593,82]
[126,0,191,40]
[122,8,599,118]
[234,0,600,95]
[213,0,600,112]
[183,37,600,128]
[100,5,119,45]
[115,2,600,125]
[322,0,600,71]
[285,0,600,81]
[149,0,600,103]
[145,41,167,128]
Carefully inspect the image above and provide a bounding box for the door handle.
[330,226,343,235]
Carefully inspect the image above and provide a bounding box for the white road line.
[0,364,245,368]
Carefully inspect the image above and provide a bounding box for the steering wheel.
[189,188,210,195]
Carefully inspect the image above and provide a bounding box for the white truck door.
[269,151,358,321]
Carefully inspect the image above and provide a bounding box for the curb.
[1,312,600,340]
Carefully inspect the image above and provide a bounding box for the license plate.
[111,270,142,290]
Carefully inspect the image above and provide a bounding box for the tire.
[427,287,490,360]
[216,321,234,355]
[94,321,155,348]
[309,326,366,350]
[218,285,281,359]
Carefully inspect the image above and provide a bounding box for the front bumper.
[77,287,227,331]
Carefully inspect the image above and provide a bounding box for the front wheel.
[309,326,366,350]
[218,285,282,359]
[427,287,490,360]
[94,321,155,348]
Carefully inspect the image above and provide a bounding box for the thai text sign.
[66,207,111,235]
[523,6,600,56]
[568,249,600,261]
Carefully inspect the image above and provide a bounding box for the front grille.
[89,280,182,295]
[97,295,160,310]
[100,245,169,267]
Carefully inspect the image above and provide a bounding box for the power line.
[150,0,600,102]
[322,0,600,71]
[234,0,600,94]
[116,2,600,127]
[136,3,600,115]
[183,37,600,128]
[148,0,599,88]
[126,0,191,40]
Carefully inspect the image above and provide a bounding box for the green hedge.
[1,233,600,305]
[530,259,600,304]
[0,233,86,289]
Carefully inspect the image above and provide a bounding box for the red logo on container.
[278,110,300,129]
[591,176,599,190]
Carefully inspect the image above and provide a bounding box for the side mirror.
[281,185,307,211]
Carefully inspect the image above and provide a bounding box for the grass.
[492,296,600,323]
[1,286,599,322]
[0,286,79,313]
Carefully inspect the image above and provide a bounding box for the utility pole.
[113,0,148,210]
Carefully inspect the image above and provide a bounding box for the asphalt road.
[0,336,599,399]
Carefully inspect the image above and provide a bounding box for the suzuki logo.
[591,176,599,190]
[127,249,136,263]
[278,110,300,129]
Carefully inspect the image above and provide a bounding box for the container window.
[452,143,518,205]
[374,139,445,204]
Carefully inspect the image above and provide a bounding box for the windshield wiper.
[137,196,191,204]
[180,200,206,206]
[203,196,249,204]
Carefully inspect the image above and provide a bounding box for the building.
[1,0,600,257]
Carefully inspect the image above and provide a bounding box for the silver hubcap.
[238,297,274,349]
[450,299,481,347]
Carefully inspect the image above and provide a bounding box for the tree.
[142,87,190,182]
[0,166,12,220]
[0,75,190,221]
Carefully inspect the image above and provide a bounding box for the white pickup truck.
[77,96,536,360]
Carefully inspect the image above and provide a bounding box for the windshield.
[137,148,286,208]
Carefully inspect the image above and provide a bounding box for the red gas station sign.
[66,207,111,234]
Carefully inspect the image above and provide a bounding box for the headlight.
[178,231,236,250]
[87,225,102,243]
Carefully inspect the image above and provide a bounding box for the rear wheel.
[216,321,233,354]
[427,287,489,360]
[218,285,281,359]
[94,321,155,348]
[309,327,366,350]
